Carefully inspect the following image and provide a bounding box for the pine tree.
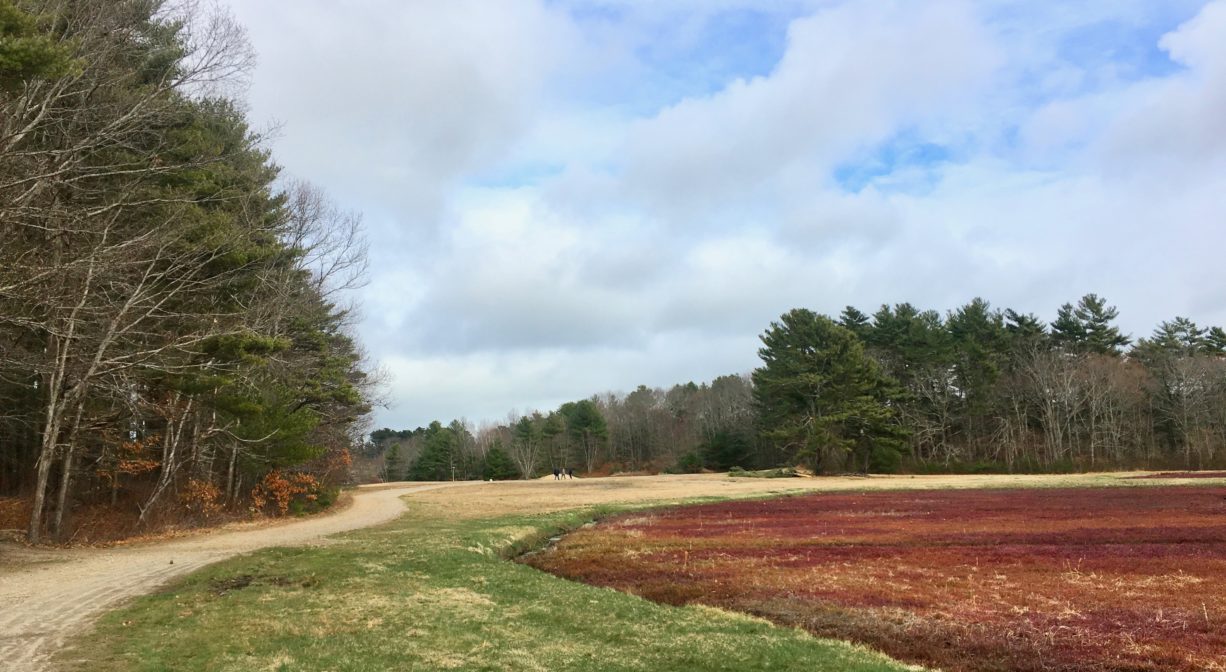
[1207,327,1226,354]
[1156,317,1206,353]
[1051,302,1085,348]
[838,306,872,340]
[1053,294,1129,355]
[558,400,607,473]
[752,309,905,472]
[382,443,404,482]
[1078,294,1130,355]
[408,422,456,481]
[0,1,75,91]
[482,445,519,480]
[1004,309,1047,345]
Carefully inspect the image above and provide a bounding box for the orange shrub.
[178,479,223,518]
[250,470,321,516]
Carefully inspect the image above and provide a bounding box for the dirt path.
[0,481,479,672]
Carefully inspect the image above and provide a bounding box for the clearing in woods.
[6,471,1211,671]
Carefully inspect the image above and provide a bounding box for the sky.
[222,0,1226,431]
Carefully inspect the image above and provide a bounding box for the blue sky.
[225,0,1226,430]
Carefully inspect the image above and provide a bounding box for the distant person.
[553,467,561,480]
[565,467,575,479]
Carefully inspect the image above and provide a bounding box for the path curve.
[0,481,479,671]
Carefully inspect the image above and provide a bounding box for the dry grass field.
[41,471,1226,672]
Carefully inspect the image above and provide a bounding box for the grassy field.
[57,499,922,671]
[527,485,1226,671]
[54,472,1211,671]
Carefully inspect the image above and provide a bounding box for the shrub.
[483,447,520,480]
[178,479,223,518]
[728,466,799,479]
[868,445,902,473]
[700,430,753,471]
[251,470,322,516]
[676,452,704,473]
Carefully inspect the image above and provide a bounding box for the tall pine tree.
[752,309,905,472]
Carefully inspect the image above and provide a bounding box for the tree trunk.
[52,403,88,540]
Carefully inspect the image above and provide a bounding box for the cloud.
[1099,0,1226,170]
[229,0,579,220]
[621,1,1000,214]
[223,0,1226,429]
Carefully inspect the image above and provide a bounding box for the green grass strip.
[59,503,923,672]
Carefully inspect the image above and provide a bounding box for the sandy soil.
[0,481,475,672]
[0,471,1170,671]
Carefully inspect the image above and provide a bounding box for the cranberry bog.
[524,486,1226,671]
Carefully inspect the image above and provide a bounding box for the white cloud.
[621,0,1000,213]
[223,0,1226,428]
[229,0,580,218]
[1100,1,1226,170]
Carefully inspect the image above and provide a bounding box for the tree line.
[1,0,372,542]
[812,295,1226,472]
[368,374,765,482]
[372,294,1226,480]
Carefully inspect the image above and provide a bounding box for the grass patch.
[57,500,923,672]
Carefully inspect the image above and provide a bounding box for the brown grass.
[404,471,1167,521]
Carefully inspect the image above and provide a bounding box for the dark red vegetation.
[1131,471,1226,479]
[524,487,1226,671]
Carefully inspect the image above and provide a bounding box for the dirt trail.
[0,481,478,672]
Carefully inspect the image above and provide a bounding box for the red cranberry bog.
[525,485,1226,671]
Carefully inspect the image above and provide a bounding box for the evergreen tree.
[1051,302,1085,348]
[1004,309,1048,349]
[408,422,456,481]
[1154,317,1207,354]
[701,430,754,471]
[752,309,905,472]
[559,399,608,473]
[541,411,568,469]
[866,303,952,387]
[947,299,1007,391]
[1052,294,1130,355]
[1207,327,1226,354]
[482,445,519,480]
[0,1,75,91]
[0,0,374,540]
[838,306,872,341]
[382,443,404,482]
[1079,294,1130,355]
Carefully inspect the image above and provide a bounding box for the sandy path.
[0,481,479,672]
